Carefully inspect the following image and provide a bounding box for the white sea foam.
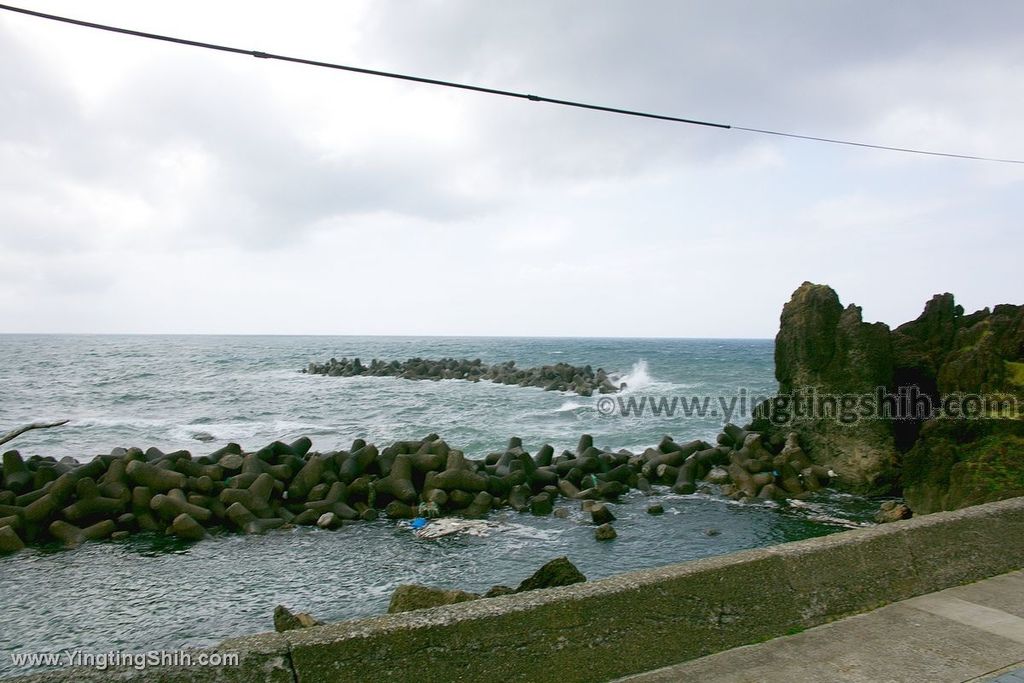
[162,419,338,445]
[71,415,173,429]
[610,359,654,392]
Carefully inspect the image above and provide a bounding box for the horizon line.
[0,332,775,341]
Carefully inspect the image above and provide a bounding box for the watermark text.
[595,386,1021,425]
[10,649,239,671]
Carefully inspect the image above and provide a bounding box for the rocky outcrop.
[891,293,962,381]
[891,296,1023,513]
[761,282,1023,510]
[892,294,1023,397]
[935,304,1024,394]
[775,283,894,394]
[303,357,624,396]
[767,282,897,494]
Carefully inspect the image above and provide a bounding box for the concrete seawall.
[10,496,1024,683]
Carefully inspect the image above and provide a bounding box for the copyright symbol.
[596,397,616,416]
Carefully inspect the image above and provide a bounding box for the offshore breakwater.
[0,422,836,553]
[302,356,626,396]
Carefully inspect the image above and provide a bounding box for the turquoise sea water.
[0,335,877,675]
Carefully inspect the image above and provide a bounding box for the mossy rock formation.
[768,282,897,494]
[757,282,1023,509]
[902,418,1024,514]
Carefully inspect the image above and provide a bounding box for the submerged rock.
[515,556,586,593]
[273,605,321,632]
[387,584,480,614]
[385,557,586,615]
[589,503,616,525]
[874,500,913,524]
[595,523,617,541]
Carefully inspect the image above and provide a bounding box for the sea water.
[0,335,878,673]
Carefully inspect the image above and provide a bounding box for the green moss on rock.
[1005,361,1024,387]
[903,419,1024,514]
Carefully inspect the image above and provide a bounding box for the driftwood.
[0,420,69,448]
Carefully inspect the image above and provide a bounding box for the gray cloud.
[0,1,1022,335]
[0,30,493,254]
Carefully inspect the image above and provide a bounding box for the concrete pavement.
[617,570,1024,683]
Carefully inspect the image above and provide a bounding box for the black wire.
[731,126,1023,164]
[2,2,1022,165]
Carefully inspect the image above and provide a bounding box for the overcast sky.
[1,1,1021,337]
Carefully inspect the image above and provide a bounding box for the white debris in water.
[414,518,498,539]
[804,514,873,529]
